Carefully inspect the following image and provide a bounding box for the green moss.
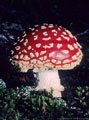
[0,86,66,119]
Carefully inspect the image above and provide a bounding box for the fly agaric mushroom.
[9,23,83,97]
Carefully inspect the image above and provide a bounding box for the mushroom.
[9,23,83,97]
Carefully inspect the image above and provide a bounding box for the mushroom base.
[36,70,64,97]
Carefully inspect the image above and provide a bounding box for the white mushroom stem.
[35,70,64,97]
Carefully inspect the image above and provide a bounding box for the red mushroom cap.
[10,24,83,72]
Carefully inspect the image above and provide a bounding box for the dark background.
[0,0,89,32]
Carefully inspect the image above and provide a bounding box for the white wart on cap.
[9,24,83,72]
